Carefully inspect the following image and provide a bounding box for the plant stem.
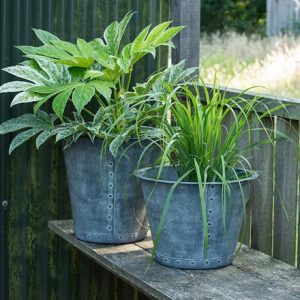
[83,108,94,117]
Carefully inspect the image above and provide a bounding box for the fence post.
[171,0,200,68]
[267,0,300,35]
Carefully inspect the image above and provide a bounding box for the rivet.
[108,226,112,230]
[109,172,113,176]
[109,183,113,188]
[87,234,91,239]
[208,222,212,226]
[190,261,195,265]
[2,200,8,208]
[109,162,113,166]
[176,260,180,264]
[217,259,221,264]
[108,236,112,240]
[205,260,209,264]
[108,194,113,198]
[119,236,122,240]
[209,197,214,201]
[164,258,168,262]
[208,233,211,238]
[209,209,213,213]
[108,215,112,219]
[108,205,112,209]
[210,185,215,189]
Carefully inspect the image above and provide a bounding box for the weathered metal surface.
[135,166,257,269]
[49,220,300,300]
[64,138,149,244]
[0,1,170,299]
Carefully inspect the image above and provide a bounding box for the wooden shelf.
[49,220,300,300]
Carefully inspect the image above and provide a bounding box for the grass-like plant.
[142,78,288,263]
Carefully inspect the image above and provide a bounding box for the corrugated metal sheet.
[0,1,170,299]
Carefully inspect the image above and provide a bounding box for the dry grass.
[200,32,300,99]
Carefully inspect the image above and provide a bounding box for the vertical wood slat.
[171,0,200,68]
[267,0,300,36]
[222,109,252,246]
[1,1,170,299]
[250,117,274,256]
[237,112,254,247]
[274,119,299,266]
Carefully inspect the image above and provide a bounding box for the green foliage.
[201,0,266,35]
[143,79,288,264]
[0,12,184,154]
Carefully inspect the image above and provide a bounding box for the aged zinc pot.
[135,166,258,269]
[64,137,154,244]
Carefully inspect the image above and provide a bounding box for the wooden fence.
[201,85,300,267]
[0,1,170,299]
[267,0,300,35]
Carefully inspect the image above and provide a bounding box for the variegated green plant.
[0,12,187,154]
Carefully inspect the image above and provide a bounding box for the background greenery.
[201,0,266,35]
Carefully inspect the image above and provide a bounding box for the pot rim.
[134,166,258,185]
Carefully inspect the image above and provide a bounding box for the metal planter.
[135,166,258,269]
[64,137,154,244]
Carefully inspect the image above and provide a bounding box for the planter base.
[74,228,148,244]
[154,252,233,269]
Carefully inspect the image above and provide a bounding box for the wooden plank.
[137,237,300,299]
[274,119,299,266]
[250,117,274,256]
[199,84,300,121]
[171,0,200,68]
[234,245,300,296]
[49,220,300,300]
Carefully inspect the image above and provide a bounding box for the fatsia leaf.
[117,12,134,48]
[11,92,43,107]
[55,57,94,68]
[145,21,172,44]
[35,45,71,60]
[55,128,77,142]
[52,88,73,118]
[90,39,115,69]
[16,45,40,56]
[3,65,51,85]
[72,83,95,112]
[92,81,112,101]
[36,130,55,149]
[153,26,184,46]
[131,25,151,54]
[33,93,58,113]
[33,28,60,44]
[35,57,61,84]
[0,81,34,93]
[0,114,42,134]
[77,38,93,57]
[109,133,127,157]
[104,21,119,55]
[50,40,80,56]
[9,128,42,154]
[84,70,104,80]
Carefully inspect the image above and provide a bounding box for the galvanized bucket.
[64,137,156,244]
[135,166,258,269]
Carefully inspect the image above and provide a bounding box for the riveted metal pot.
[64,137,157,244]
[135,166,258,269]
